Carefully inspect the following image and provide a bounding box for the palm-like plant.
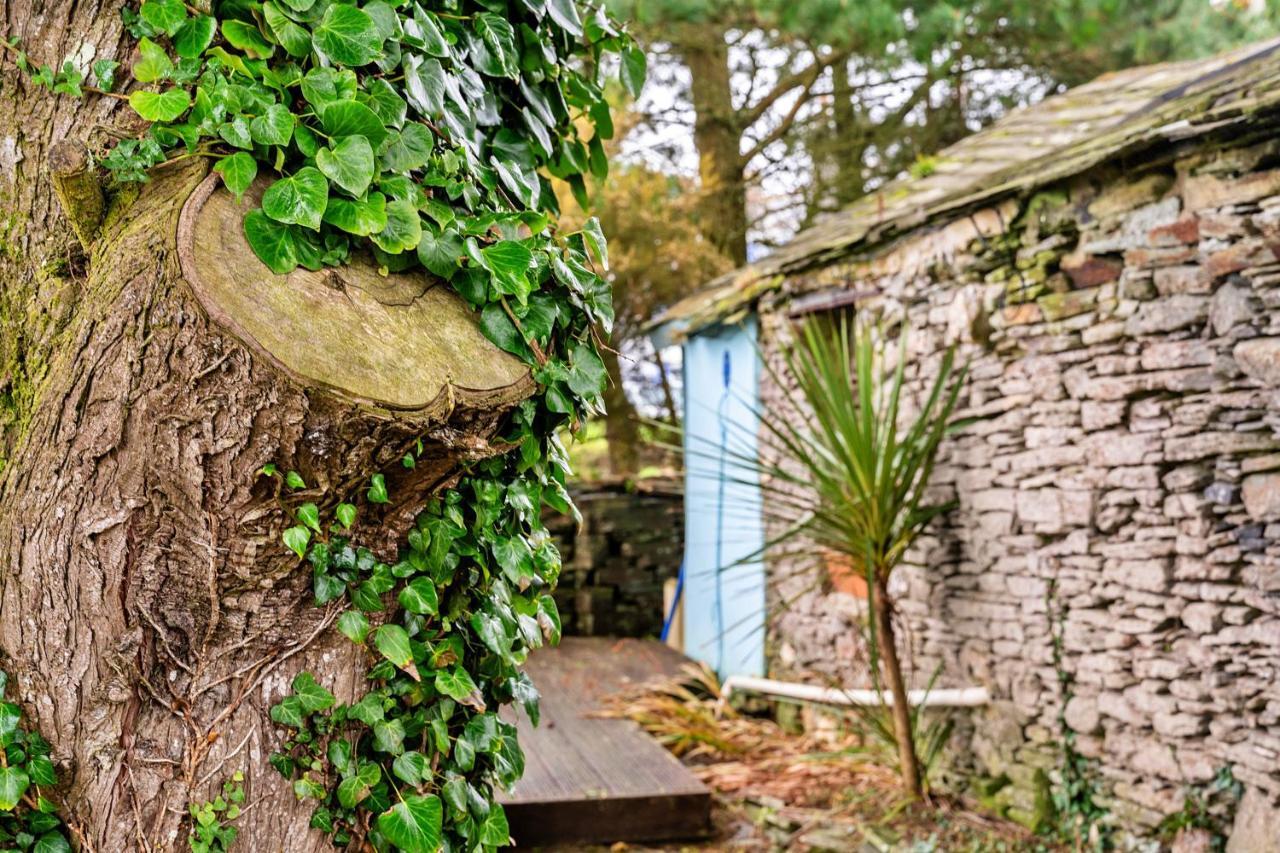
[747,314,967,798]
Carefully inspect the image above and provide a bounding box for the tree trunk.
[602,347,639,478]
[872,576,923,799]
[0,18,531,849]
[830,60,865,209]
[675,26,748,267]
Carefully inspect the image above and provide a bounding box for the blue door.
[680,319,765,678]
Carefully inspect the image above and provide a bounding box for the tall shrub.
[752,316,966,798]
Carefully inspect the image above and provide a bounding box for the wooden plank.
[498,638,712,847]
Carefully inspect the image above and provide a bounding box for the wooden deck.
[498,637,712,848]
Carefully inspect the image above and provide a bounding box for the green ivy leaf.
[262,2,312,58]
[479,803,510,847]
[403,54,445,117]
[398,577,438,615]
[475,14,519,79]
[392,750,429,785]
[323,193,387,236]
[313,4,385,67]
[416,227,463,279]
[410,9,449,57]
[214,152,257,201]
[292,672,335,713]
[91,59,121,91]
[129,87,190,122]
[547,0,584,37]
[221,19,276,59]
[372,717,406,754]
[250,103,295,147]
[336,774,370,809]
[219,115,252,150]
[270,696,306,729]
[33,832,71,853]
[375,795,442,853]
[282,525,311,559]
[297,502,321,533]
[286,470,306,489]
[371,198,422,254]
[244,208,298,273]
[581,217,609,271]
[379,123,434,172]
[26,755,56,787]
[262,166,329,230]
[434,666,482,710]
[320,99,389,148]
[568,342,607,398]
[337,610,369,644]
[368,472,389,504]
[335,503,357,529]
[173,14,216,58]
[482,240,532,280]
[140,0,186,36]
[374,625,419,680]
[362,78,407,129]
[0,766,30,810]
[133,37,173,82]
[316,134,375,197]
[620,42,647,97]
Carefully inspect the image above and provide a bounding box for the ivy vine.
[7,0,639,849]
[0,673,71,853]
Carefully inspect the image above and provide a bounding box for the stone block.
[1124,295,1208,336]
[1183,168,1280,211]
[1181,601,1223,634]
[1243,472,1280,521]
[1103,558,1172,592]
[1210,282,1254,336]
[1153,265,1210,295]
[1064,694,1101,734]
[1060,253,1122,288]
[1016,488,1093,531]
[1153,711,1208,737]
[1233,338,1280,386]
[1082,400,1127,431]
[1089,172,1174,219]
[1227,787,1280,853]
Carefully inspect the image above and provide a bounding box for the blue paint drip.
[713,348,732,672]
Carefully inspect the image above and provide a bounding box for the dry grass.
[596,664,1056,853]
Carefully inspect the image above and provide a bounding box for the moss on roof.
[652,37,1280,342]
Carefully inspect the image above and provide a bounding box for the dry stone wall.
[546,479,682,637]
[757,139,1280,839]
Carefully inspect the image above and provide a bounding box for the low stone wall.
[758,138,1280,838]
[548,479,682,637]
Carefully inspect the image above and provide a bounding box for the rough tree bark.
[0,10,532,850]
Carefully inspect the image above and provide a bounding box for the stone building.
[652,38,1280,845]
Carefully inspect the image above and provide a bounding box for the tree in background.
[612,0,1279,257]
[581,0,1277,481]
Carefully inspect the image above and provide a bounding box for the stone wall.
[757,138,1280,837]
[547,479,682,637]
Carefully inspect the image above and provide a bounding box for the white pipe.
[720,675,990,708]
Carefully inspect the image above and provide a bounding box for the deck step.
[498,638,712,847]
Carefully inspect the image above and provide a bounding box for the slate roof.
[651,37,1280,342]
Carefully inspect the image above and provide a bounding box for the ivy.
[7,0,633,848]
[188,772,244,853]
[0,672,72,852]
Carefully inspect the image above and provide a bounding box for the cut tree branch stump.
[48,139,104,250]
[179,173,533,416]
